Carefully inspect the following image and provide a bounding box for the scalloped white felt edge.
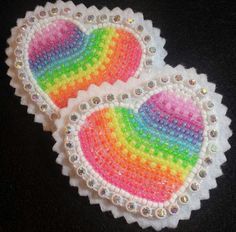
[52,65,232,230]
[5,0,167,132]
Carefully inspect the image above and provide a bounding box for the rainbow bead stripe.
[28,19,142,108]
[79,91,204,202]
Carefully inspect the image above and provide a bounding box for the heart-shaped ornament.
[6,0,166,131]
[53,66,231,230]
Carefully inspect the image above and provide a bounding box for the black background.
[0,0,236,231]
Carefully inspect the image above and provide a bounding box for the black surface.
[0,0,236,231]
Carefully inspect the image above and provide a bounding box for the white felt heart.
[6,0,166,131]
[53,65,231,230]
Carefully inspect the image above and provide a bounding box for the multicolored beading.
[8,2,166,120]
[28,19,143,108]
[79,91,204,203]
[57,70,224,220]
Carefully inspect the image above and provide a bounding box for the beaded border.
[61,73,219,219]
[12,2,163,120]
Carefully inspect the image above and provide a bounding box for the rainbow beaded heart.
[78,91,204,203]
[28,19,143,108]
[6,2,166,128]
[54,66,231,230]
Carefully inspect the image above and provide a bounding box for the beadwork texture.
[79,91,204,202]
[28,19,142,108]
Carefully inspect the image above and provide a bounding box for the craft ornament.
[6,0,166,131]
[53,65,232,230]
